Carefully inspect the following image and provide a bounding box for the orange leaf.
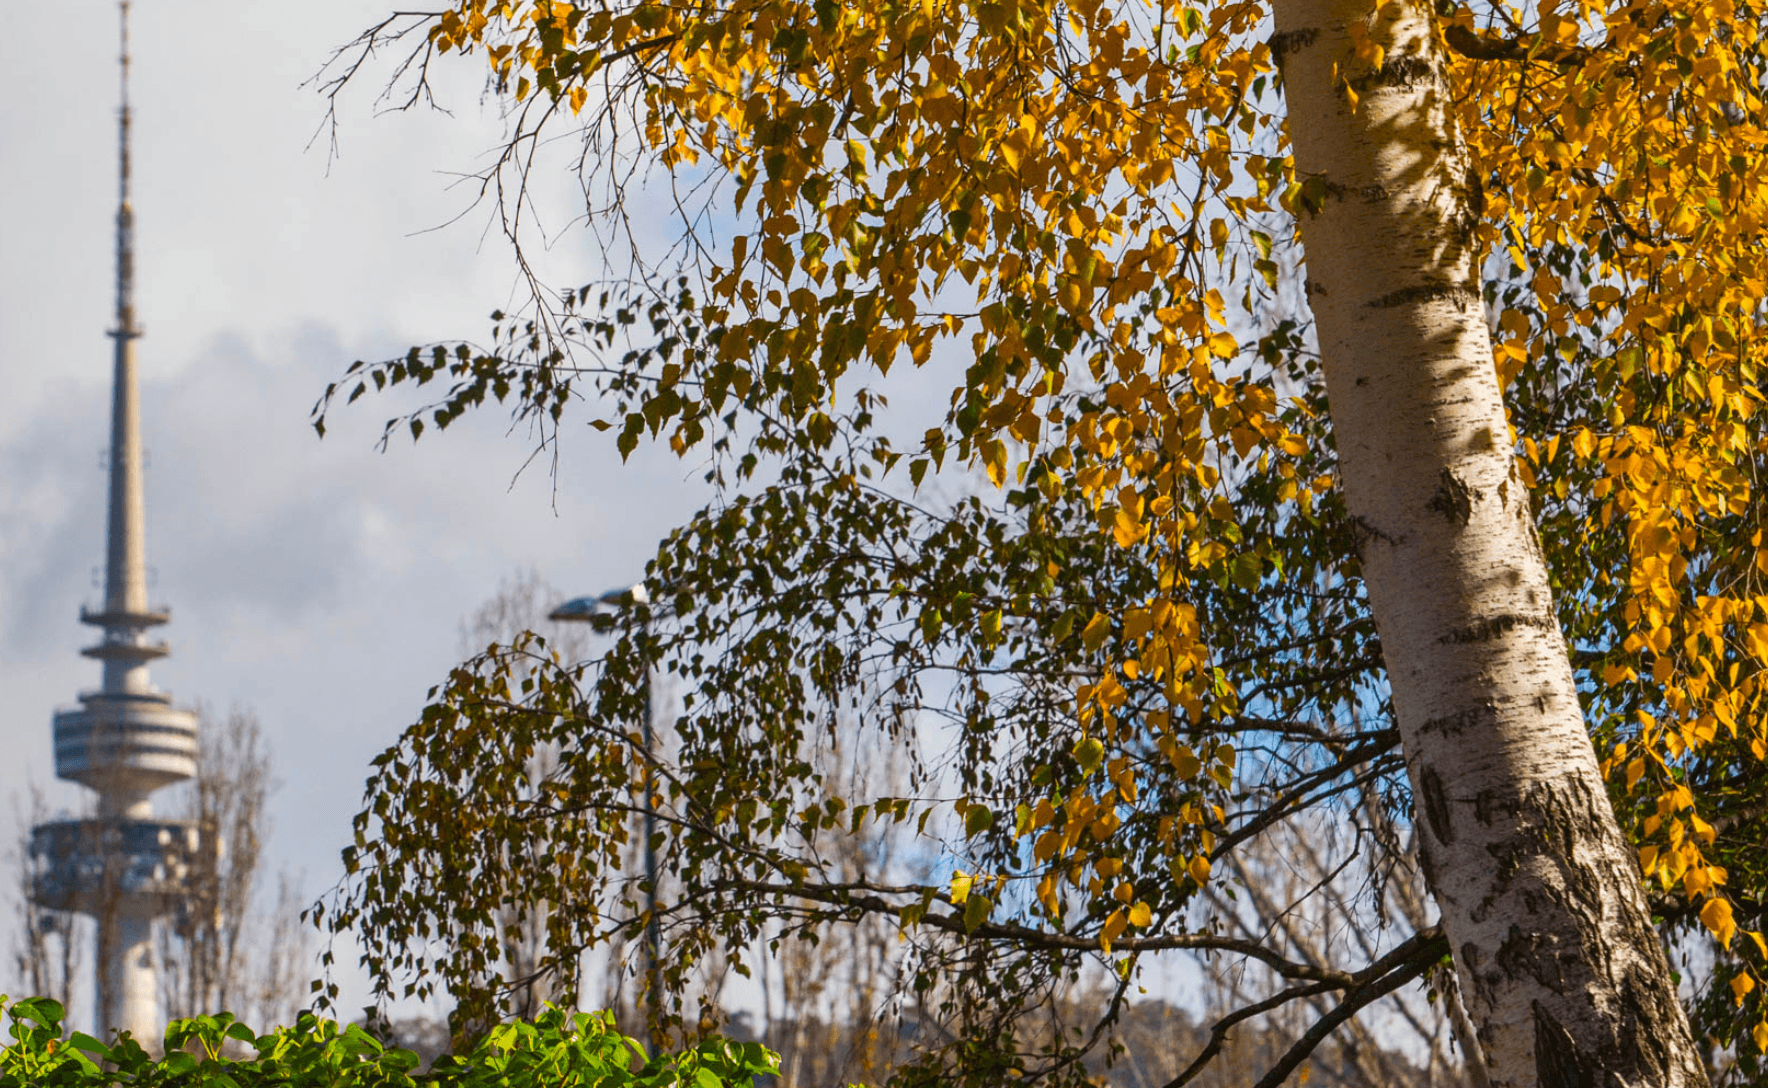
[1702,896,1738,947]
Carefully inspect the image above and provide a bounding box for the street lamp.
[548,584,662,1034]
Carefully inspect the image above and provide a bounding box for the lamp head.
[549,584,649,629]
[547,596,603,623]
[599,584,649,607]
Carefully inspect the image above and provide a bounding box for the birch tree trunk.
[1267,1,1709,1083]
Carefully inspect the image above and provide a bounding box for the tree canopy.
[310,0,1768,1079]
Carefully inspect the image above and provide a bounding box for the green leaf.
[963,893,994,932]
[66,1033,113,1063]
[980,607,1003,644]
[964,804,995,837]
[1073,735,1105,776]
[1050,610,1076,642]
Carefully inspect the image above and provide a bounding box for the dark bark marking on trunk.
[1619,958,1690,1079]
[1347,54,1438,92]
[1311,178,1406,205]
[1532,1001,1595,1088]
[1451,777,1696,1081]
[1419,700,1497,737]
[1461,938,1505,1008]
[1346,513,1402,555]
[1438,611,1554,644]
[1417,834,1441,887]
[1268,27,1319,65]
[1421,766,1455,845]
[1368,282,1482,309]
[1471,780,1614,932]
[1499,926,1577,995]
[1427,467,1476,524]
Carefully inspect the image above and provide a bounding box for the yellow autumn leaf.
[950,870,974,905]
[985,447,1008,488]
[1702,896,1737,947]
[1169,743,1201,780]
[1102,907,1128,950]
[1080,612,1112,653]
[1127,900,1152,927]
[1113,505,1147,547]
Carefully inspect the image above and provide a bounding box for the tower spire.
[102,0,149,637]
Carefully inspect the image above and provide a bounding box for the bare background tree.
[153,706,313,1029]
[1180,798,1485,1088]
[737,728,916,1088]
[156,706,313,1029]
[10,786,82,1012]
[712,750,1488,1088]
[156,706,262,1020]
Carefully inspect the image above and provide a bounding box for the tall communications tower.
[30,0,201,1046]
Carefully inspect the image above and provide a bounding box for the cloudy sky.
[1,0,723,1023]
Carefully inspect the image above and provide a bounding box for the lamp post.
[548,585,662,1036]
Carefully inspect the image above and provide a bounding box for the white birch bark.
[1266,1,1708,1083]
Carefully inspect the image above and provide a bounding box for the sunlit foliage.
[312,0,1768,1068]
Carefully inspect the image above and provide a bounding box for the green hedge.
[1,997,777,1088]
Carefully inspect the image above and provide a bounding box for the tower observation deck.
[29,0,203,1047]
